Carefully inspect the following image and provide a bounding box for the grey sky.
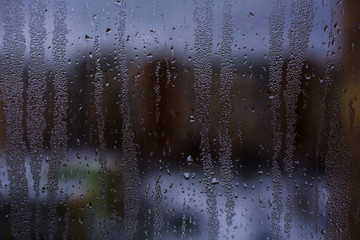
[0,0,341,63]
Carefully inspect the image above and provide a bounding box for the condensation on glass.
[0,0,359,239]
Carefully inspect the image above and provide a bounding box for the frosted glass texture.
[0,0,359,239]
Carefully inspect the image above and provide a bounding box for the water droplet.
[183,172,191,180]
[166,167,172,176]
[189,115,195,123]
[186,155,193,165]
[211,178,219,185]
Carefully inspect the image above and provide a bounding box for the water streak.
[94,23,108,238]
[193,0,219,239]
[325,99,351,240]
[117,1,140,239]
[268,0,285,238]
[283,0,314,237]
[27,0,47,237]
[219,0,235,228]
[47,0,69,237]
[1,0,30,238]
[153,176,164,239]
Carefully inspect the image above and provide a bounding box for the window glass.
[0,0,359,239]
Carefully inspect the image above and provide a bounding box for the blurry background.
[0,0,359,239]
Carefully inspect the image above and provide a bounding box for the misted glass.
[0,0,359,239]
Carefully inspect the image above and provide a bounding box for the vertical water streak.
[155,61,161,124]
[316,2,336,158]
[283,0,314,238]
[153,176,164,240]
[93,23,108,238]
[315,3,337,236]
[219,0,235,228]
[314,182,321,234]
[268,0,285,238]
[161,15,172,87]
[181,215,186,240]
[47,0,68,237]
[325,99,351,240]
[193,0,219,239]
[0,0,30,238]
[348,98,355,131]
[117,1,140,239]
[27,0,47,237]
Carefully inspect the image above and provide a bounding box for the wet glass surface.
[0,0,359,239]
